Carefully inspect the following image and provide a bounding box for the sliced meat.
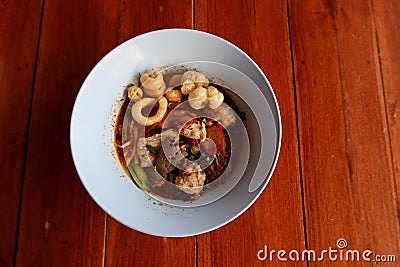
[137,129,175,167]
[205,103,236,128]
[175,165,206,195]
[154,149,175,178]
[181,120,206,141]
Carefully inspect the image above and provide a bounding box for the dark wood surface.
[0,0,42,266]
[1,0,399,266]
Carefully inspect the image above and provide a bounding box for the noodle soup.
[114,68,246,202]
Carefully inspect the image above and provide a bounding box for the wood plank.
[0,0,42,266]
[289,0,400,264]
[196,0,307,266]
[104,1,196,266]
[106,217,195,266]
[116,0,193,44]
[15,0,119,266]
[372,0,400,223]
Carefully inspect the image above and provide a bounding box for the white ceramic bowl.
[70,29,281,237]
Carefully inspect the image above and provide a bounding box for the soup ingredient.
[128,163,151,191]
[168,74,182,87]
[180,79,196,95]
[206,86,224,109]
[160,129,182,165]
[154,149,175,178]
[146,145,158,155]
[181,71,209,88]
[165,89,183,102]
[190,145,200,155]
[187,85,224,110]
[168,173,175,183]
[188,86,208,109]
[131,97,168,126]
[203,118,215,127]
[180,71,209,95]
[122,113,130,138]
[115,67,236,201]
[205,124,224,152]
[146,83,166,98]
[181,71,209,95]
[181,120,207,141]
[137,133,161,167]
[205,104,236,128]
[137,129,176,167]
[123,121,139,166]
[201,139,217,155]
[140,72,166,97]
[127,85,143,101]
[175,165,206,195]
[163,109,197,128]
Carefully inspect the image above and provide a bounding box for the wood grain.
[372,0,400,225]
[3,0,398,266]
[14,0,119,266]
[106,217,195,266]
[196,0,307,266]
[289,0,400,265]
[0,0,42,266]
[104,1,196,266]
[116,0,193,44]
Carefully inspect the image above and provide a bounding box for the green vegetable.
[128,163,150,191]
[146,145,159,155]
[168,173,175,183]
[190,145,200,155]
[122,115,130,139]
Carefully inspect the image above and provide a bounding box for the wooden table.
[1,0,399,266]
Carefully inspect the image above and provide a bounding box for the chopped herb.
[193,153,201,160]
[146,145,159,155]
[168,173,175,183]
[180,144,190,151]
[190,145,200,155]
[122,115,130,138]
